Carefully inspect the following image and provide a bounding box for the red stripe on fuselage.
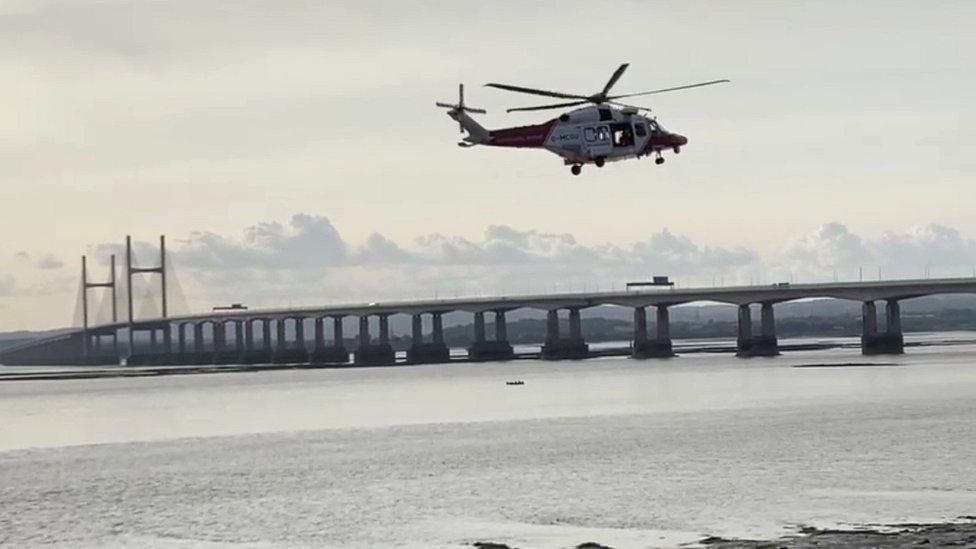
[487,120,556,148]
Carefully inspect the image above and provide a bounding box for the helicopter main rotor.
[485,63,729,113]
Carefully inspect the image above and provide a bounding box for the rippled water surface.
[2,334,976,547]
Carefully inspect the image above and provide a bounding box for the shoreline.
[473,520,976,549]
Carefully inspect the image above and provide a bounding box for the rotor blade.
[485,83,587,100]
[506,100,589,113]
[464,108,487,114]
[602,63,629,95]
[435,102,456,108]
[607,100,652,112]
[609,79,731,100]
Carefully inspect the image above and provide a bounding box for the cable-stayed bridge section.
[3,235,976,366]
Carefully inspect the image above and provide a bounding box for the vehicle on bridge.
[627,276,674,289]
[436,63,729,175]
[212,303,248,311]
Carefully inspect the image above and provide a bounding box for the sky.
[1,0,975,331]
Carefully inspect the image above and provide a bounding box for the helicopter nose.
[673,133,688,146]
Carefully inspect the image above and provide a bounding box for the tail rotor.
[436,83,486,134]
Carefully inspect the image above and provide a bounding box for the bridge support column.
[210,321,232,364]
[273,317,308,364]
[211,321,230,364]
[241,319,272,364]
[633,307,647,345]
[862,299,904,355]
[413,314,424,342]
[175,324,185,353]
[262,319,271,351]
[496,311,509,343]
[737,303,779,357]
[244,320,254,352]
[432,313,444,344]
[468,310,515,361]
[232,320,244,361]
[542,308,589,360]
[162,324,172,363]
[355,315,395,366]
[314,317,324,350]
[473,312,485,343]
[309,316,349,364]
[408,312,450,364]
[272,318,292,364]
[736,304,752,356]
[633,305,674,358]
[177,323,188,360]
[192,323,206,364]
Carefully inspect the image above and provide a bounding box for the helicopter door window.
[595,126,610,142]
[584,127,597,142]
[610,122,633,147]
[634,123,647,138]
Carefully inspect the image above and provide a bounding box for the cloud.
[137,215,764,308]
[177,214,348,270]
[779,222,976,280]
[355,233,415,264]
[15,251,28,261]
[75,215,976,312]
[785,222,873,268]
[632,229,758,273]
[876,224,976,267]
[35,254,64,270]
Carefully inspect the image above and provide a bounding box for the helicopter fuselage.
[468,105,687,168]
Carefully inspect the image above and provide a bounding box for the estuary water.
[2,333,976,548]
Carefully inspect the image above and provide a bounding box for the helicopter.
[436,64,728,175]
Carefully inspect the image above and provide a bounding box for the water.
[2,334,975,547]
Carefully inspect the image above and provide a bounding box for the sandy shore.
[474,520,976,548]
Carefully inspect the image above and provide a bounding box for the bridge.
[3,235,976,366]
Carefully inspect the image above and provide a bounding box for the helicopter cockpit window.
[634,123,647,137]
[647,119,661,132]
[598,108,613,121]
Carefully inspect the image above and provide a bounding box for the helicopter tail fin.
[436,83,489,145]
[450,110,489,144]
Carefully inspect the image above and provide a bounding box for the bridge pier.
[212,320,243,364]
[176,322,188,362]
[632,305,674,358]
[272,317,309,364]
[542,308,589,360]
[308,316,349,363]
[407,312,451,363]
[861,299,904,355]
[188,322,204,364]
[736,303,780,357]
[354,315,396,365]
[468,310,515,361]
[239,319,272,364]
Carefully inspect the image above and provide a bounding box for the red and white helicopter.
[437,64,728,175]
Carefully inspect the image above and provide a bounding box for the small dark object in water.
[793,362,898,368]
[577,543,616,549]
[473,543,518,549]
[505,380,524,386]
